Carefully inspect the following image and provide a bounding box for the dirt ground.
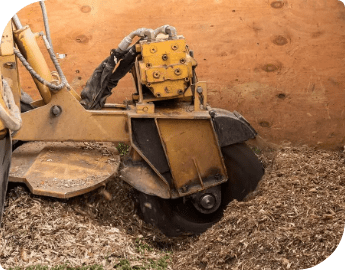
[0,144,344,270]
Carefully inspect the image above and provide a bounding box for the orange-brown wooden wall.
[14,0,345,149]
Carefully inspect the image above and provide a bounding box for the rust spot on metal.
[75,35,89,44]
[80,5,91,13]
[271,1,284,8]
[3,62,16,69]
[259,121,270,128]
[272,35,288,46]
[205,167,222,178]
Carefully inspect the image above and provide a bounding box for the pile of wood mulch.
[0,144,344,270]
[173,145,345,270]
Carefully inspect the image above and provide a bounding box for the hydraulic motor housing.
[137,36,197,98]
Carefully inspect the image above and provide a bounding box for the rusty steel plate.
[156,118,227,195]
[9,142,120,198]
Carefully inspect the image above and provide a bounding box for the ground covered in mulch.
[1,145,344,270]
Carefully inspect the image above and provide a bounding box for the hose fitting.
[153,25,177,39]
[117,28,155,53]
[116,25,178,53]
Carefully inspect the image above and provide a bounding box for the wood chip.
[1,145,344,270]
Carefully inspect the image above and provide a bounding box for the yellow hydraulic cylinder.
[13,25,52,104]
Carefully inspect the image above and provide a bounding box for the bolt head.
[174,68,181,75]
[162,54,168,61]
[200,194,216,210]
[51,105,62,117]
[209,110,216,118]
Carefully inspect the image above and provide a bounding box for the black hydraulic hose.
[13,46,66,91]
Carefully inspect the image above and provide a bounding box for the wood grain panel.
[14,0,345,148]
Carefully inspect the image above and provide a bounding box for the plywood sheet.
[12,0,345,148]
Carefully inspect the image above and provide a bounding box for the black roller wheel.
[220,142,265,205]
[0,132,12,223]
[136,192,224,237]
[136,143,264,237]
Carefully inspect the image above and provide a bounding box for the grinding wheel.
[136,143,264,237]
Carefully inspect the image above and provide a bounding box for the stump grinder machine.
[0,2,264,236]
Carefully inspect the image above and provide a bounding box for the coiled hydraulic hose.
[39,1,54,52]
[40,0,70,90]
[13,45,66,92]
[12,1,69,92]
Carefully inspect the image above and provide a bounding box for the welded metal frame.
[2,18,257,200]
